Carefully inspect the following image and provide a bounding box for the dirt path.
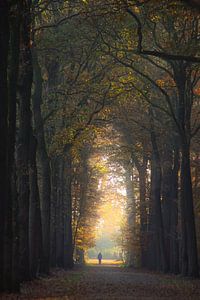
[1,264,200,299]
[66,265,200,300]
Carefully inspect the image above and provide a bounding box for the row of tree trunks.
[173,62,199,277]
[135,139,179,274]
[0,15,75,284]
[0,0,44,290]
[132,126,196,276]
[132,61,198,277]
[50,153,74,270]
[160,142,180,274]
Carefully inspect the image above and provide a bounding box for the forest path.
[65,265,200,300]
[2,265,200,299]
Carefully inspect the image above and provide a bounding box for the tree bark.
[125,162,136,267]
[63,145,74,269]
[4,6,21,291]
[56,158,65,267]
[169,147,179,274]
[162,147,173,268]
[17,0,33,281]
[32,48,51,274]
[29,132,43,278]
[138,162,148,268]
[150,121,168,272]
[50,158,58,267]
[0,0,9,292]
[180,142,199,276]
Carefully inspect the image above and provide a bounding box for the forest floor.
[1,260,200,299]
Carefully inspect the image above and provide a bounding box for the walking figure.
[97,252,102,265]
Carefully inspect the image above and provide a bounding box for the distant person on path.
[97,252,102,265]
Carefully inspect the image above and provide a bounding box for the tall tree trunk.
[29,132,43,278]
[4,7,20,291]
[4,6,21,291]
[180,141,199,276]
[147,160,157,270]
[125,162,135,267]
[56,158,65,267]
[169,146,179,274]
[32,48,51,274]
[17,0,33,281]
[162,147,173,269]
[0,0,9,292]
[63,145,74,269]
[50,158,58,267]
[138,162,148,268]
[150,121,168,272]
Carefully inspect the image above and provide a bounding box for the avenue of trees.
[0,0,200,293]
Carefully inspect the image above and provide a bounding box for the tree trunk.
[180,142,199,277]
[169,147,179,274]
[0,0,9,292]
[32,48,51,274]
[4,7,21,291]
[17,0,33,282]
[125,162,135,267]
[63,145,74,269]
[162,147,173,269]
[29,132,43,278]
[147,161,157,270]
[50,158,58,267]
[56,158,65,267]
[150,124,168,272]
[138,163,148,268]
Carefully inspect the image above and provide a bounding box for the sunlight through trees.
[0,0,200,295]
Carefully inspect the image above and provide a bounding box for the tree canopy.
[0,0,200,293]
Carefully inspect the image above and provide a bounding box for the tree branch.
[127,7,200,63]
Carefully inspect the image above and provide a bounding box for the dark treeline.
[0,0,200,293]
